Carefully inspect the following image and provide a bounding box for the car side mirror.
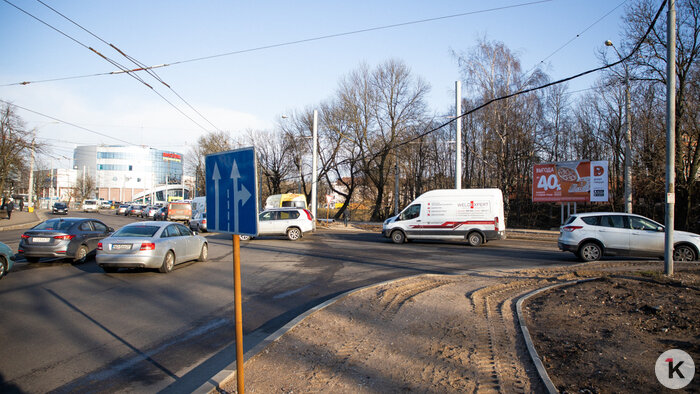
[193,231,198,236]
[657,226,665,232]
[108,227,115,232]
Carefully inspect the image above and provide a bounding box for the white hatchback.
[239,208,315,241]
[558,212,700,262]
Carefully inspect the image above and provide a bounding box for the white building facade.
[73,145,187,203]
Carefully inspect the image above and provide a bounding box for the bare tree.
[73,173,96,202]
[186,130,234,196]
[621,0,700,226]
[336,60,430,221]
[455,38,544,219]
[241,128,293,197]
[0,102,37,200]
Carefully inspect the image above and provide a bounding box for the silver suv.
[239,208,315,241]
[558,212,700,262]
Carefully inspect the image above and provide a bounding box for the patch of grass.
[636,270,663,279]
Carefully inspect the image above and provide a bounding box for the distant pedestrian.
[19,199,24,212]
[6,200,14,220]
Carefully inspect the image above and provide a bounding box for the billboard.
[163,152,182,162]
[532,160,609,203]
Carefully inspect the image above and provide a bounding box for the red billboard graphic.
[162,152,182,162]
[532,160,609,203]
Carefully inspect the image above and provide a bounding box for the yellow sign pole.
[233,234,245,393]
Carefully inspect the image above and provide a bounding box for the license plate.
[111,244,132,250]
[32,237,50,243]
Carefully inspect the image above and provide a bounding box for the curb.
[0,210,47,232]
[515,278,599,394]
[195,274,431,394]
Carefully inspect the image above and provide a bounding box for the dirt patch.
[220,262,699,393]
[523,271,700,393]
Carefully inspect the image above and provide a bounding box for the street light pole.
[27,132,36,209]
[455,81,462,189]
[605,40,633,213]
[664,0,676,276]
[311,110,318,220]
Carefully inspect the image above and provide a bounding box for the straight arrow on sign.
[212,162,221,231]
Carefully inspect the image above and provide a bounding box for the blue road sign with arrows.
[205,147,258,236]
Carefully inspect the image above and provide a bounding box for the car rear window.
[581,216,600,225]
[564,216,577,225]
[34,219,75,231]
[113,225,160,237]
[280,210,300,219]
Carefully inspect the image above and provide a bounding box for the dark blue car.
[0,241,15,279]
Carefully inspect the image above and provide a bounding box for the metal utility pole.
[394,151,399,216]
[311,110,318,220]
[664,0,676,276]
[455,81,462,189]
[623,68,632,213]
[27,133,36,209]
[605,40,633,213]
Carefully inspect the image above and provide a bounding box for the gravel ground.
[219,261,699,393]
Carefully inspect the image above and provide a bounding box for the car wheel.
[102,266,119,273]
[159,251,175,273]
[467,232,483,247]
[673,245,697,261]
[391,230,406,244]
[239,235,251,241]
[198,243,208,262]
[287,227,302,241]
[0,256,7,279]
[72,245,89,264]
[26,256,40,263]
[578,242,602,262]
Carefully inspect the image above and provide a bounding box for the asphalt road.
[0,211,577,393]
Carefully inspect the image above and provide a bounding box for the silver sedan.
[96,222,208,273]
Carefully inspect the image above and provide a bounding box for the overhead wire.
[33,0,221,132]
[0,98,136,145]
[519,0,630,87]
[372,0,667,163]
[2,0,552,87]
[2,0,212,133]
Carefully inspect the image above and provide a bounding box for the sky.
[0,0,635,169]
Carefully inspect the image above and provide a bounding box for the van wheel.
[467,232,483,247]
[391,230,406,244]
[578,242,602,262]
[239,235,251,241]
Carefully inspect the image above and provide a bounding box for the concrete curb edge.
[515,278,599,394]
[195,274,431,394]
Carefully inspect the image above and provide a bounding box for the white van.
[382,189,506,246]
[191,196,206,216]
[82,199,99,213]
